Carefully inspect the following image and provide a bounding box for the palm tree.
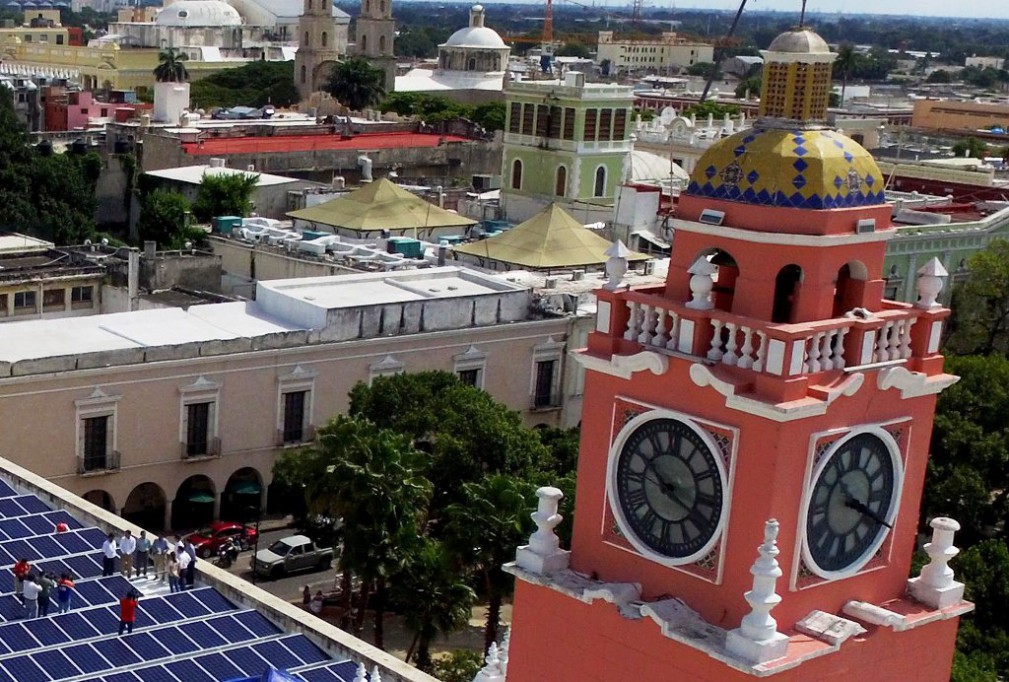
[835,44,857,105]
[393,538,476,672]
[325,58,386,112]
[153,48,189,83]
[444,475,536,653]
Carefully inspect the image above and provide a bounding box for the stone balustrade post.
[726,519,790,664]
[908,517,966,609]
[515,486,571,575]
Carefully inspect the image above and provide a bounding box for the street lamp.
[247,503,262,585]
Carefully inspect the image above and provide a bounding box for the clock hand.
[841,485,893,529]
[639,465,692,514]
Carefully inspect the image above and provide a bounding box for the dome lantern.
[758,26,835,128]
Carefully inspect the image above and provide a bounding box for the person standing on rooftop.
[118,588,139,635]
[119,530,137,579]
[21,575,40,619]
[101,533,117,577]
[12,557,30,596]
[56,573,75,614]
[135,531,151,579]
[152,536,170,582]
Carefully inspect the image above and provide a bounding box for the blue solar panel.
[181,620,228,648]
[283,635,329,665]
[123,632,172,660]
[23,617,71,646]
[252,639,302,670]
[0,595,25,621]
[22,515,60,535]
[65,642,113,674]
[140,597,184,624]
[0,653,49,682]
[35,559,71,578]
[53,612,101,640]
[29,535,63,559]
[133,665,179,682]
[189,588,235,613]
[0,498,24,518]
[0,480,17,498]
[205,615,258,644]
[164,658,215,682]
[192,652,243,680]
[53,532,90,554]
[156,626,201,655]
[94,637,143,667]
[0,572,13,593]
[0,518,30,539]
[301,666,349,682]
[163,591,211,618]
[234,610,281,637]
[88,606,123,634]
[102,673,141,682]
[47,511,81,530]
[31,650,81,679]
[79,527,109,546]
[222,645,271,675]
[102,575,139,598]
[76,579,114,606]
[18,497,51,514]
[3,538,40,561]
[64,554,100,579]
[1,623,39,651]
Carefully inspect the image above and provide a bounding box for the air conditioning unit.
[856,218,876,233]
[699,208,725,226]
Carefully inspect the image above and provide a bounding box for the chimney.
[437,242,447,267]
[127,247,140,312]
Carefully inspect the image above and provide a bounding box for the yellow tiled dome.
[686,127,886,210]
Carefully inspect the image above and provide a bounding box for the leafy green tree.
[945,240,1009,355]
[325,58,386,111]
[952,136,989,159]
[192,173,259,222]
[470,101,506,132]
[431,650,484,682]
[0,97,98,244]
[393,538,476,672]
[683,99,740,119]
[136,190,194,249]
[734,68,762,99]
[444,475,536,651]
[189,61,299,108]
[153,48,189,83]
[834,44,857,102]
[556,41,591,58]
[949,540,1009,679]
[348,372,552,510]
[927,69,953,83]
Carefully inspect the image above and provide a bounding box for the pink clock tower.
[497,27,972,682]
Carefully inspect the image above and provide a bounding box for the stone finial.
[472,642,506,682]
[915,257,949,310]
[499,627,510,675]
[371,666,382,682]
[685,256,718,310]
[603,240,631,291]
[725,519,790,664]
[352,663,367,682]
[515,486,571,575]
[908,516,966,609]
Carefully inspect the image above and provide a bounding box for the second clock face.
[614,417,725,561]
[805,432,898,575]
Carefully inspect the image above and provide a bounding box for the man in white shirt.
[101,533,118,577]
[176,550,191,591]
[22,575,41,619]
[119,531,137,579]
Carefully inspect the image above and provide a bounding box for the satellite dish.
[660,107,676,125]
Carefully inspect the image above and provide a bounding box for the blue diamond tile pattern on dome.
[686,128,887,210]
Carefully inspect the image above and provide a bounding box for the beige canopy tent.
[286,178,477,239]
[453,203,650,271]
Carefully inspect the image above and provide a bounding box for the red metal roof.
[180,132,471,156]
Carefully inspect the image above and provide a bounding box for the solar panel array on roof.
[0,479,365,682]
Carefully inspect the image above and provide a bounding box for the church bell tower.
[501,27,972,682]
[295,0,346,102]
[355,0,396,93]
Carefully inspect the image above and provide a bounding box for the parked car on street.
[186,522,258,558]
[251,535,333,579]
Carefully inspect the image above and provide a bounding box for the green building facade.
[500,73,635,223]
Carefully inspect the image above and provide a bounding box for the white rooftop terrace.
[144,164,305,187]
[0,267,534,373]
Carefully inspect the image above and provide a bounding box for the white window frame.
[75,387,121,474]
[369,355,404,385]
[276,365,317,446]
[179,376,221,458]
[453,345,487,390]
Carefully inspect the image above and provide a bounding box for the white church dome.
[443,5,505,49]
[156,1,243,27]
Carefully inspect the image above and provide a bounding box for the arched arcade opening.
[122,482,167,533]
[172,475,216,532]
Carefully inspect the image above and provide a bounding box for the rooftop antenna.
[799,0,807,27]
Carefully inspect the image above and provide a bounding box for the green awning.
[188,493,215,504]
[232,483,262,495]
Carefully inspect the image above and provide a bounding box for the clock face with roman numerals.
[805,432,898,575]
[613,417,724,562]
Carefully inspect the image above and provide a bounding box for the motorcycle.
[214,539,240,569]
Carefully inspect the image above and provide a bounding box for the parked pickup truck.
[251,535,334,579]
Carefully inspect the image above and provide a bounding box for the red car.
[185,522,258,558]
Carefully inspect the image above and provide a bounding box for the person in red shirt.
[118,588,139,635]
[54,522,69,533]
[12,558,30,597]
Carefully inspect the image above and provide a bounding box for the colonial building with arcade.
[494,26,972,682]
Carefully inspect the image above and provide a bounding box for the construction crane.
[541,0,554,72]
[699,0,747,103]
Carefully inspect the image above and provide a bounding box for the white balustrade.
[873,317,915,363]
[723,322,740,366]
[708,319,725,362]
[753,331,768,372]
[623,300,680,349]
[802,327,848,373]
[623,301,641,341]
